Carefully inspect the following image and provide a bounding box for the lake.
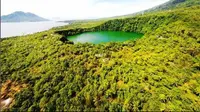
[67,31,144,44]
[1,21,68,38]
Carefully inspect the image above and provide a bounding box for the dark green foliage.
[0,2,200,111]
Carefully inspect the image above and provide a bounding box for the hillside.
[1,11,49,22]
[0,0,200,111]
[143,0,200,12]
[116,0,200,18]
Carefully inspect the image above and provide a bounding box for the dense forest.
[0,0,200,111]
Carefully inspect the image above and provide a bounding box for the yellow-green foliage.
[0,4,200,112]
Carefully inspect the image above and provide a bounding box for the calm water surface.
[67,31,144,44]
[1,21,68,38]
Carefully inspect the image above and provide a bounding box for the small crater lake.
[67,31,144,44]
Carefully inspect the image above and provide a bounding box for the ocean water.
[1,21,68,38]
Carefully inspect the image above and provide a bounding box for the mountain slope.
[143,0,200,12]
[1,11,49,22]
[116,0,200,18]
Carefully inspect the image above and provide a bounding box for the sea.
[1,21,68,38]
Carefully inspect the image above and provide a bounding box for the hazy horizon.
[2,0,169,20]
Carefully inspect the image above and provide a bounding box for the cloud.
[1,0,169,20]
[94,0,134,3]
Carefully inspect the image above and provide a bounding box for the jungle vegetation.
[0,0,200,111]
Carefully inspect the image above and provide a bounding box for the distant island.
[1,11,49,22]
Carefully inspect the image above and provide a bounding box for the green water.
[67,31,144,44]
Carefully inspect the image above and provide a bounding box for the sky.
[1,0,169,20]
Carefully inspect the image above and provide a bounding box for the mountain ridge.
[1,11,49,22]
[109,0,200,19]
[139,0,200,13]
